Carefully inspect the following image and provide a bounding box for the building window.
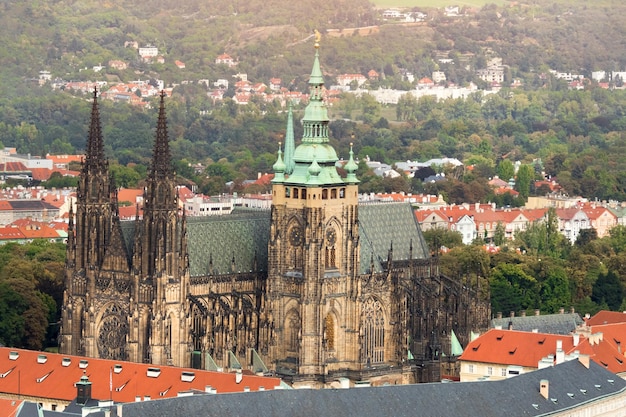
[301,189,307,200]
[468,364,474,374]
[322,189,328,199]
[501,368,506,377]
[339,188,345,198]
[286,312,300,353]
[331,189,337,199]
[324,314,335,350]
[285,187,290,198]
[487,366,493,376]
[293,188,299,199]
[362,298,385,365]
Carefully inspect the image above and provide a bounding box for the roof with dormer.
[116,360,626,417]
[0,347,281,404]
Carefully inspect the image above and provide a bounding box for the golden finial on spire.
[314,29,321,49]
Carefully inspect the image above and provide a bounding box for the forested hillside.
[0,0,625,198]
[2,0,626,350]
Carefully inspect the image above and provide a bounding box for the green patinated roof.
[358,203,431,274]
[275,42,352,188]
[450,329,464,356]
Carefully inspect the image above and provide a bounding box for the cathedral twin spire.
[150,91,174,180]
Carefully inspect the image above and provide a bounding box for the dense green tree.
[592,270,623,311]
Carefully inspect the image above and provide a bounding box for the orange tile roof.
[18,223,60,239]
[118,205,141,220]
[461,327,626,375]
[30,167,52,181]
[582,206,616,221]
[586,310,626,326]
[117,188,143,205]
[572,336,626,374]
[460,329,576,367]
[0,398,22,417]
[46,154,83,165]
[0,226,26,240]
[0,161,28,172]
[0,348,282,404]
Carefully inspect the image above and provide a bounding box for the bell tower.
[267,34,360,384]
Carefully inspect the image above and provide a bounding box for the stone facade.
[59,44,490,387]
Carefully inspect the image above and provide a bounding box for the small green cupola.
[272,143,286,183]
[344,142,360,184]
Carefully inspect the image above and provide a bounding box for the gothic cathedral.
[60,40,490,387]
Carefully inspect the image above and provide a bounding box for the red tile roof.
[586,310,626,326]
[461,327,626,375]
[0,398,22,417]
[117,188,143,205]
[460,329,576,368]
[0,348,282,404]
[0,226,26,240]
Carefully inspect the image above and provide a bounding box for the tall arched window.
[362,298,385,365]
[191,305,205,352]
[324,314,335,350]
[286,311,300,353]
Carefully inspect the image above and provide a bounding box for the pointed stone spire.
[150,91,173,179]
[284,103,295,175]
[85,87,105,168]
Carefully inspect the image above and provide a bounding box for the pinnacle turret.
[150,91,173,180]
[85,87,106,170]
[284,103,295,175]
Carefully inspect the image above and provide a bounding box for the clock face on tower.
[289,226,303,246]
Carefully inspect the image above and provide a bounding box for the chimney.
[76,372,92,405]
[570,307,575,314]
[556,340,565,364]
[573,333,580,347]
[497,312,502,319]
[540,380,549,399]
[579,354,590,369]
[535,309,540,316]
[559,308,564,314]
[508,321,513,331]
[521,310,526,317]
[510,311,515,318]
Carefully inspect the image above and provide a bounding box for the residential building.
[215,53,236,67]
[556,208,590,243]
[59,44,489,388]
[459,327,626,382]
[336,73,367,88]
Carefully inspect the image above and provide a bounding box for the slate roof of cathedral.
[119,202,430,278]
[358,202,430,274]
[117,360,626,417]
[186,209,271,276]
